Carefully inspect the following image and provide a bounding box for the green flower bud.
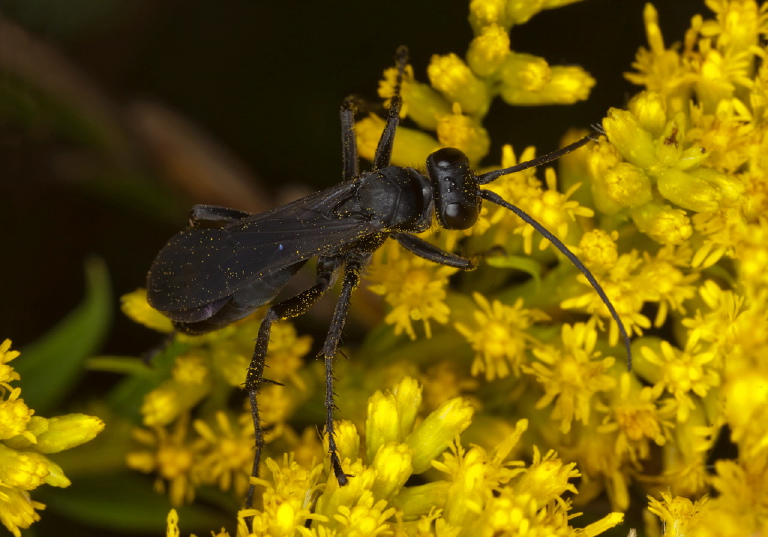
[428,53,490,117]
[631,200,693,245]
[603,162,654,208]
[33,414,105,454]
[467,24,510,77]
[657,168,721,212]
[370,442,412,500]
[603,108,660,170]
[628,91,668,136]
[405,397,473,473]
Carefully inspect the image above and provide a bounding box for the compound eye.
[443,202,479,229]
[430,147,465,169]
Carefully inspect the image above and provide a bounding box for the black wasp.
[146,47,631,509]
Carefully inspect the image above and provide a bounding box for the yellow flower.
[0,388,34,442]
[504,0,585,26]
[332,494,396,537]
[121,289,174,333]
[682,280,743,353]
[499,55,595,105]
[365,377,421,459]
[0,444,52,490]
[632,199,694,245]
[468,0,508,31]
[370,442,413,501]
[164,383,624,536]
[688,457,768,536]
[420,361,479,412]
[427,53,490,117]
[256,383,301,445]
[562,248,651,347]
[690,207,745,268]
[0,339,20,388]
[625,4,690,102]
[432,420,622,534]
[499,52,551,95]
[454,292,548,380]
[721,372,768,460]
[126,416,196,506]
[640,340,720,423]
[140,359,210,427]
[360,378,474,480]
[466,24,510,77]
[192,411,253,498]
[577,229,619,275]
[647,491,708,537]
[483,161,593,255]
[636,244,700,327]
[247,455,326,536]
[600,162,654,208]
[561,421,631,512]
[28,414,105,454]
[405,396,474,474]
[379,64,451,131]
[435,103,490,164]
[0,485,45,537]
[166,509,179,537]
[0,342,103,536]
[524,322,616,434]
[597,372,674,463]
[366,240,458,339]
[735,217,768,293]
[512,447,579,507]
[121,2,768,535]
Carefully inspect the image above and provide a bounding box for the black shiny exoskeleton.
[146,47,630,509]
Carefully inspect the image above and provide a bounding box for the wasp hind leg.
[315,249,374,486]
[244,256,342,510]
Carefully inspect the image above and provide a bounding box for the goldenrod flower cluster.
[116,1,768,536]
[0,340,104,537]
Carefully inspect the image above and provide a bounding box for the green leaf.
[87,355,159,378]
[34,473,233,534]
[104,339,185,421]
[484,254,543,288]
[16,257,112,413]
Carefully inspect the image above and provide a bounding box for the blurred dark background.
[0,0,699,357]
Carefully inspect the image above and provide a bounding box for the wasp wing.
[147,182,382,314]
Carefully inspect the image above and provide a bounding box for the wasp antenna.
[476,134,594,186]
[477,189,633,370]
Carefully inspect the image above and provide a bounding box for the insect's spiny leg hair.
[372,47,409,170]
[245,390,263,513]
[243,258,342,516]
[325,348,349,486]
[242,307,275,528]
[320,250,372,486]
[477,188,633,371]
